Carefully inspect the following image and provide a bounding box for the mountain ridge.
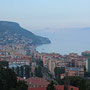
[0,21,51,46]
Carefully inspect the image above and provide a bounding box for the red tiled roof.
[17,77,25,81]
[28,86,64,90]
[29,87,46,90]
[28,85,79,90]
[26,77,49,87]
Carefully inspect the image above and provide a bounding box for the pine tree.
[46,81,56,90]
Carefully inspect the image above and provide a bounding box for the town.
[0,44,90,90]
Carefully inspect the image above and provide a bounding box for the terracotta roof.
[28,85,64,90]
[17,77,25,81]
[26,77,49,87]
[28,85,79,90]
[28,87,46,90]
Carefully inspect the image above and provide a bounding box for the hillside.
[0,21,51,46]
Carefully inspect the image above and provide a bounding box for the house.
[26,77,49,88]
[28,85,79,90]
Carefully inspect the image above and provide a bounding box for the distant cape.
[0,21,51,45]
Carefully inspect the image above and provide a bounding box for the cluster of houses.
[0,44,89,78]
[17,77,79,90]
[0,44,33,68]
[0,44,90,90]
[34,52,89,77]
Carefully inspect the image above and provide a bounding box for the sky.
[0,0,90,29]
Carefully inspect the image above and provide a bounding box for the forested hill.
[0,21,51,45]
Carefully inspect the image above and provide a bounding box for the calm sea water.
[32,28,90,55]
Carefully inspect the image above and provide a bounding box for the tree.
[84,72,90,77]
[55,78,64,85]
[54,67,65,78]
[0,65,17,90]
[0,64,28,90]
[16,80,28,90]
[86,80,90,90]
[0,61,9,68]
[16,66,20,76]
[20,66,24,78]
[46,81,56,90]
[24,65,30,78]
[55,76,90,90]
[34,66,43,78]
[69,76,86,90]
[36,59,43,67]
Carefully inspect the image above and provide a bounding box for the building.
[60,74,65,79]
[82,51,90,57]
[65,67,84,77]
[82,51,90,72]
[48,58,56,74]
[28,85,79,90]
[17,77,79,90]
[26,77,49,88]
[9,56,31,68]
[86,57,90,72]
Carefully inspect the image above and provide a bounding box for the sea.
[31,28,90,55]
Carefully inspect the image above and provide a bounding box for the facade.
[86,58,90,72]
[9,56,32,68]
[41,52,87,76]
[48,58,56,74]
[65,67,84,77]
[26,77,49,88]
[28,85,79,90]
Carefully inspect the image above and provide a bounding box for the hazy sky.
[0,0,90,29]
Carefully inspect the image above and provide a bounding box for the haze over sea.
[31,28,90,55]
